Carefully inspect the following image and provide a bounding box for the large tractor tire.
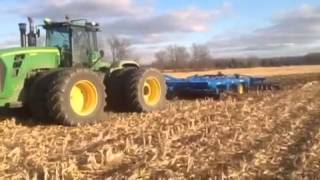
[28,70,62,122]
[124,68,167,112]
[47,69,106,126]
[105,67,137,111]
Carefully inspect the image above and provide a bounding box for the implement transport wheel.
[237,84,245,95]
[124,68,167,112]
[233,83,247,95]
[47,69,106,126]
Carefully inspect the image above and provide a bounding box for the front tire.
[47,69,106,126]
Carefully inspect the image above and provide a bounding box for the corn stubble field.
[1,67,320,179]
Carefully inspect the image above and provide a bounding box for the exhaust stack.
[18,17,37,47]
[27,17,36,47]
[18,23,27,47]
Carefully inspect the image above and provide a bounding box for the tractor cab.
[43,18,103,67]
[19,18,104,68]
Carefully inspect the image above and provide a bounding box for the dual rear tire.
[28,68,166,126]
[106,68,167,112]
[29,69,106,126]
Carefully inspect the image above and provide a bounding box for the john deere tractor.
[0,17,167,126]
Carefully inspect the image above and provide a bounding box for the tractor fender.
[110,60,139,73]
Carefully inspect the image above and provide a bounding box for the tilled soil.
[0,73,319,179]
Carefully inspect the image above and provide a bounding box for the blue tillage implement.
[165,73,279,99]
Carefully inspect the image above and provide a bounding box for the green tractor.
[0,17,167,126]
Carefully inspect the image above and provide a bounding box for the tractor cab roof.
[43,18,100,31]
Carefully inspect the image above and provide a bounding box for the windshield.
[72,27,98,64]
[46,27,70,49]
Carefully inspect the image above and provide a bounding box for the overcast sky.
[1,0,320,62]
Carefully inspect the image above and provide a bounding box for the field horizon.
[166,65,320,78]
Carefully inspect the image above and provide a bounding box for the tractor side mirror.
[99,50,104,58]
[89,51,104,67]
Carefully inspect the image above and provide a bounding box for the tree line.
[104,36,320,70]
[151,44,320,70]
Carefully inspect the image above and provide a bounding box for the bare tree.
[154,50,168,69]
[153,45,190,69]
[166,45,190,69]
[107,35,131,62]
[191,43,211,69]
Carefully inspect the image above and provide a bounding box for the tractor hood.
[0,47,60,58]
[0,46,61,107]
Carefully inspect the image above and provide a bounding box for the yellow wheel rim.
[70,80,98,116]
[143,77,161,106]
[237,84,244,95]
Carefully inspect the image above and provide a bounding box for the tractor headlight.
[44,18,52,25]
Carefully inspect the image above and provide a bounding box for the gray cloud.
[7,0,152,19]
[4,0,230,46]
[2,1,318,60]
[102,4,232,45]
[208,4,320,57]
[103,5,231,35]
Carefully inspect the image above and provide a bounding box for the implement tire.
[47,69,106,126]
[124,68,167,112]
[232,83,247,95]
